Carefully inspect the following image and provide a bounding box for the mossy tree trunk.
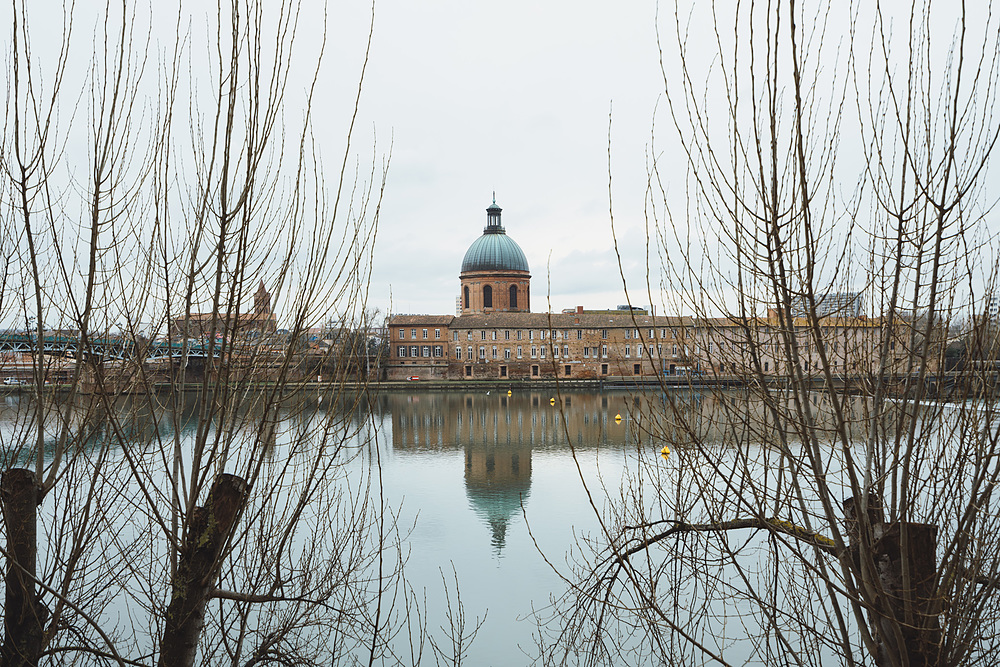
[158,474,248,667]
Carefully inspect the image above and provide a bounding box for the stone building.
[689,312,941,378]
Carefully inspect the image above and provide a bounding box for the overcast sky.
[5,0,996,328]
[342,0,999,320]
[340,1,667,316]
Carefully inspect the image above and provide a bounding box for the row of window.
[453,329,586,342]
[397,342,688,361]
[398,325,902,349]
[396,345,444,358]
[452,345,563,360]
[609,328,675,340]
[396,350,897,373]
[397,328,442,340]
[396,326,697,343]
[395,327,894,357]
[462,364,615,378]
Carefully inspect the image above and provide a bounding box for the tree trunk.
[1,469,45,667]
[845,498,941,666]
[158,474,248,667]
[872,522,941,667]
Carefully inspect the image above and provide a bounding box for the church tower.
[254,280,272,315]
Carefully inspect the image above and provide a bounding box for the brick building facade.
[388,309,692,381]
[170,280,278,340]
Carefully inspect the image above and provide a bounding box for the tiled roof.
[701,315,879,329]
[450,313,692,329]
[387,315,456,326]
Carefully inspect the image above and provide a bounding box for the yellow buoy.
[550,397,556,405]
[614,413,622,423]
[507,389,512,397]
[660,445,670,458]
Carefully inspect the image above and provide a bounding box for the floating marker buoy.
[614,413,622,423]
[660,445,670,458]
[550,397,556,405]
[507,389,512,397]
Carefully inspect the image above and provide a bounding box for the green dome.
[461,200,530,273]
[461,232,530,273]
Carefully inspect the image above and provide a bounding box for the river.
[2,384,905,665]
[371,388,644,665]
[0,387,656,665]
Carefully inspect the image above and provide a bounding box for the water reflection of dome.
[464,443,531,555]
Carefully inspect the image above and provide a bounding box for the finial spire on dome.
[492,191,496,205]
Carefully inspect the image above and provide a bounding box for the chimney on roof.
[576,306,583,314]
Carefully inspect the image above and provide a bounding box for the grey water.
[370,389,643,665]
[4,385,925,664]
[0,387,653,665]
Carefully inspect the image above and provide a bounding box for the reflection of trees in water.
[0,390,371,466]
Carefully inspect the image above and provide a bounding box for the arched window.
[483,285,493,308]
[509,285,518,309]
[464,285,470,309]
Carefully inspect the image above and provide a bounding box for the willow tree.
[543,1,1000,665]
[0,1,421,665]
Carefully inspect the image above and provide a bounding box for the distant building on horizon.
[384,202,938,381]
[987,293,1000,322]
[169,280,277,340]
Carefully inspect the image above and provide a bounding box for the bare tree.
[0,1,436,665]
[541,1,1000,665]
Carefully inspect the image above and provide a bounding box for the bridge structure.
[0,332,217,362]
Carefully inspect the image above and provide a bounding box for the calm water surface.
[0,387,662,665]
[372,389,649,665]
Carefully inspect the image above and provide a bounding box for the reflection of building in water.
[464,436,530,554]
[385,391,635,452]
[384,390,638,554]
[383,389,880,553]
